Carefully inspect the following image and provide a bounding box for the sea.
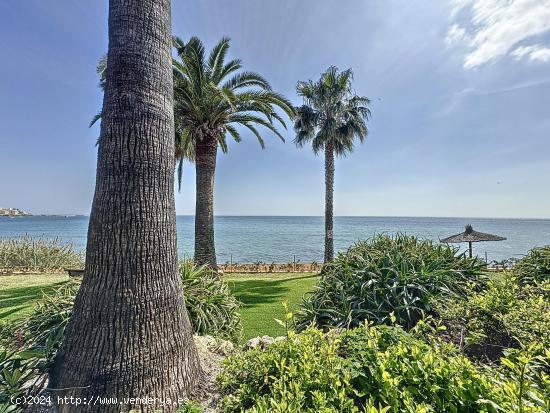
[1,216,549,263]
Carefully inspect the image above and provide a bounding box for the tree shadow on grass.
[0,305,28,320]
[229,274,319,309]
[0,281,68,314]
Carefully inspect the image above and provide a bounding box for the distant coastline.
[0,208,31,217]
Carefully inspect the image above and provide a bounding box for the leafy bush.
[0,236,83,271]
[179,261,242,341]
[218,326,357,412]
[296,234,485,331]
[219,322,541,413]
[514,246,550,285]
[436,274,550,362]
[487,344,550,413]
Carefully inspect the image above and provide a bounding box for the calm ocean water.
[1,216,549,263]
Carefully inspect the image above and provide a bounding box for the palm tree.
[294,66,371,263]
[173,36,295,270]
[50,1,201,410]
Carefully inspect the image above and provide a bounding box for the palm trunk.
[324,142,335,263]
[49,1,201,411]
[194,135,218,270]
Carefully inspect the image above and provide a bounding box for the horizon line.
[8,214,550,221]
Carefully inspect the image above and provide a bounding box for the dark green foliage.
[179,261,242,341]
[436,274,550,362]
[296,234,486,331]
[514,245,550,285]
[0,236,83,271]
[218,323,548,412]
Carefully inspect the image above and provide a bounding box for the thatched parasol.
[441,224,506,258]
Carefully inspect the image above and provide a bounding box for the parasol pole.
[468,241,472,258]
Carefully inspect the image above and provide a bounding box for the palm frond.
[218,58,242,82]
[226,125,241,143]
[208,37,231,81]
[218,134,228,153]
[176,157,184,192]
[240,123,265,149]
[89,112,102,128]
[223,71,272,91]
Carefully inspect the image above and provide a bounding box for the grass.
[0,274,69,321]
[0,272,319,340]
[225,272,319,339]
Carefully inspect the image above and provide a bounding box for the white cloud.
[447,0,550,69]
[445,24,467,45]
[512,45,550,62]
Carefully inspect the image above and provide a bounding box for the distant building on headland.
[0,208,31,217]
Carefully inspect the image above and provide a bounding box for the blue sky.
[1,0,549,218]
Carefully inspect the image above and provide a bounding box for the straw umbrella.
[441,224,506,258]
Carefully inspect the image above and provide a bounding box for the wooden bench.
[65,268,85,278]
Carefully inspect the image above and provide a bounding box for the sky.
[1,0,549,218]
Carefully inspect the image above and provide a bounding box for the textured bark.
[49,1,202,411]
[194,136,218,270]
[324,142,335,263]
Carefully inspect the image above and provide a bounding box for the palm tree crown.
[294,66,371,155]
[173,36,295,187]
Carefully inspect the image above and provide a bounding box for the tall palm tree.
[294,66,371,263]
[50,1,201,411]
[173,36,295,270]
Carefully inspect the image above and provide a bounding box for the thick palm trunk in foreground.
[49,1,201,411]
[194,136,218,270]
[324,142,335,262]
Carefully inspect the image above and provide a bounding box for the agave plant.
[179,260,242,341]
[295,234,486,331]
[513,245,550,285]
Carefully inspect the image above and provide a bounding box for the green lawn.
[225,273,319,339]
[0,272,319,340]
[0,274,69,321]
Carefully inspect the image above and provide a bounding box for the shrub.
[179,261,242,341]
[296,234,485,331]
[487,344,550,413]
[218,323,501,413]
[436,274,550,362]
[514,246,550,285]
[0,236,83,271]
